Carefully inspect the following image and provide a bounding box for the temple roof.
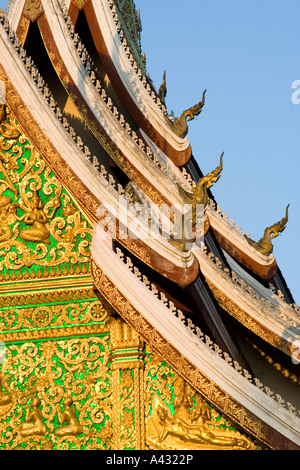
[0,0,299,450]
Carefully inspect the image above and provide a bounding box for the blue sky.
[1,1,299,303]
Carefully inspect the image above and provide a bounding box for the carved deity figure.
[0,194,19,242]
[0,105,20,140]
[17,188,61,244]
[54,397,84,437]
[155,402,249,449]
[148,389,254,450]
[20,397,47,437]
[0,377,12,408]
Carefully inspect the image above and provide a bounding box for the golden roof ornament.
[245,205,290,256]
[171,154,223,252]
[71,0,91,9]
[23,0,44,23]
[169,89,207,139]
[183,152,224,208]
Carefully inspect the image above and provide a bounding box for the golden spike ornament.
[158,71,167,106]
[170,89,207,138]
[245,204,290,256]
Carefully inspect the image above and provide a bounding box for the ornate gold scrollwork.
[0,336,113,449]
[23,0,44,23]
[0,109,93,272]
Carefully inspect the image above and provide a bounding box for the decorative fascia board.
[139,128,195,192]
[193,246,300,358]
[207,207,277,280]
[83,0,192,165]
[90,231,300,450]
[7,0,25,30]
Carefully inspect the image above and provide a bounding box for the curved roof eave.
[69,0,192,166]
[0,22,199,287]
[91,229,300,450]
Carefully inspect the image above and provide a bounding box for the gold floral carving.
[0,299,109,331]
[23,0,44,23]
[0,107,93,275]
[16,16,31,46]
[110,317,145,450]
[0,337,113,449]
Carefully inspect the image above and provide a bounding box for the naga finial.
[245,205,290,256]
[170,89,207,139]
[188,152,224,207]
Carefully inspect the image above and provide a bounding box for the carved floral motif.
[0,107,93,276]
[23,0,44,23]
